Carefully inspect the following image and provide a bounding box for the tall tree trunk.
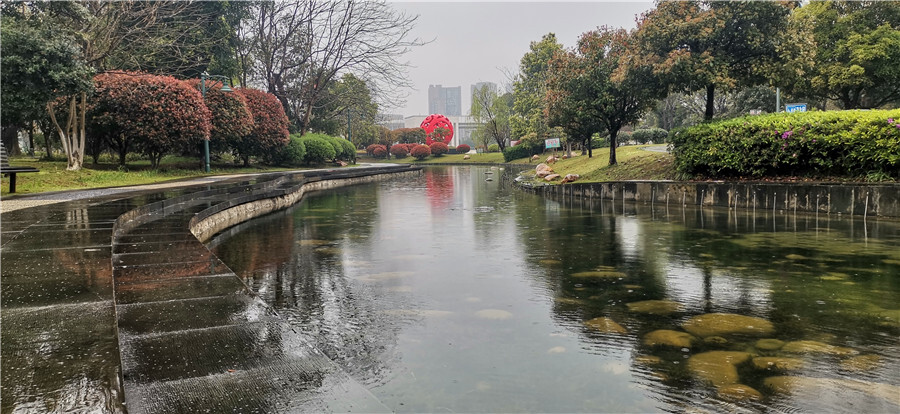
[608,129,618,166]
[587,134,594,158]
[704,84,715,121]
[1,125,21,156]
[27,122,35,157]
[47,93,87,171]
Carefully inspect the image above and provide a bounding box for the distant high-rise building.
[428,85,462,116]
[471,82,497,100]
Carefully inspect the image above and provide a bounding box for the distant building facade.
[428,85,462,117]
[376,113,404,131]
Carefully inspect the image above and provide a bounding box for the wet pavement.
[1,167,414,413]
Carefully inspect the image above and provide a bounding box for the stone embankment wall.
[189,166,421,242]
[519,181,900,218]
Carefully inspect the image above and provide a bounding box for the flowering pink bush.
[456,144,471,153]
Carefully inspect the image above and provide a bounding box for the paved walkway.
[1,167,411,413]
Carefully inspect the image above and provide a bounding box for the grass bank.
[0,155,297,196]
[373,144,675,182]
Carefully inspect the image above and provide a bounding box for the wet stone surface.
[2,166,412,413]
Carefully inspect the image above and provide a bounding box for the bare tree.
[241,0,423,134]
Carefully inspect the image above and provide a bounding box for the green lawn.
[1,155,299,196]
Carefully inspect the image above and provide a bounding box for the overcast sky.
[384,1,655,117]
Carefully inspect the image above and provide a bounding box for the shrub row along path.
[0,165,413,413]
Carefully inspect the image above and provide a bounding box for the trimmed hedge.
[273,133,307,166]
[487,144,500,153]
[502,142,543,162]
[457,144,471,153]
[632,128,668,144]
[299,134,336,165]
[671,110,900,178]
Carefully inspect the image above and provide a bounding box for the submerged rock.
[475,309,513,320]
[755,338,786,351]
[635,355,663,365]
[643,330,697,348]
[703,336,729,346]
[584,317,627,334]
[781,340,858,356]
[626,300,683,315]
[687,351,752,387]
[718,384,763,402]
[572,270,627,278]
[764,376,900,408]
[841,354,882,372]
[682,313,775,338]
[752,357,805,371]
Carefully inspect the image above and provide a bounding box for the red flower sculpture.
[420,114,454,145]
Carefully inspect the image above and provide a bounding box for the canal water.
[209,166,900,413]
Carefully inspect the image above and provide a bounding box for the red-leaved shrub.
[371,144,388,158]
[456,144,471,153]
[234,88,290,165]
[186,79,254,157]
[90,72,211,167]
[429,142,449,157]
[410,144,431,160]
[390,144,409,158]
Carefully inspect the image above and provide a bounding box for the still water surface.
[209,166,900,413]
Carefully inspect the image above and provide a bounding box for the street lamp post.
[200,71,233,173]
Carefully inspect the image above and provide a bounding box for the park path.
[1,167,409,413]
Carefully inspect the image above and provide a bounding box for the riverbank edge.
[517,180,900,218]
[189,166,422,242]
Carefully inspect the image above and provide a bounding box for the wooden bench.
[1,143,39,193]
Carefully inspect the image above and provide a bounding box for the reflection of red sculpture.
[420,114,454,145]
[424,168,454,211]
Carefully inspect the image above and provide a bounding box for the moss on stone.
[642,329,696,348]
[572,271,627,278]
[752,357,805,371]
[755,338,786,351]
[682,313,775,338]
[717,384,763,402]
[687,351,752,387]
[781,340,858,356]
[584,317,627,334]
[626,300,683,315]
[841,354,882,372]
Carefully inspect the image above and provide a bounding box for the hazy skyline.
[385,1,655,117]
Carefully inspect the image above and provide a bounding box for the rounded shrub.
[338,138,356,162]
[457,144,471,153]
[390,144,409,158]
[299,134,336,165]
[235,87,290,165]
[366,144,379,156]
[410,144,431,160]
[272,133,307,166]
[487,144,500,153]
[430,142,449,157]
[371,144,388,158]
[90,72,212,168]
